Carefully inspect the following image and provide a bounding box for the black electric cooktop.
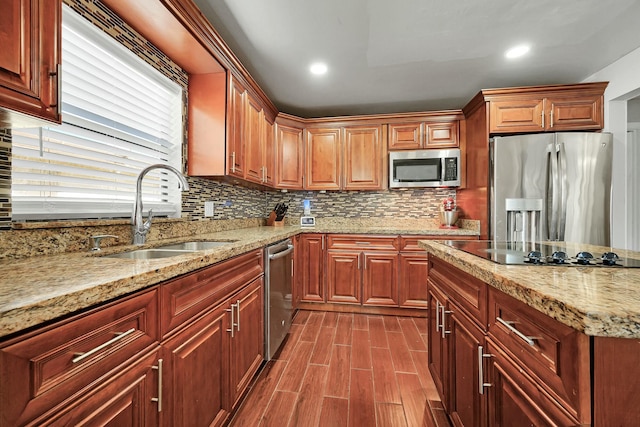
[442,240,640,268]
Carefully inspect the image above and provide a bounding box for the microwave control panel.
[444,157,458,181]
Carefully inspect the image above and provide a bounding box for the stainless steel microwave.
[389,149,461,188]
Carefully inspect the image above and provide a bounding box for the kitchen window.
[11,5,183,221]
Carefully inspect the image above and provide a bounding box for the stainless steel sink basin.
[156,241,236,251]
[103,249,196,260]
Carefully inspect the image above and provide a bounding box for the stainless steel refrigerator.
[490,132,613,246]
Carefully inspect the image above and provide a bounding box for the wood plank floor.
[230,310,451,427]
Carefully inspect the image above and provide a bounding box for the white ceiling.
[192,0,640,118]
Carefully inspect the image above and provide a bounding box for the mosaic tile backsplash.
[266,188,456,220]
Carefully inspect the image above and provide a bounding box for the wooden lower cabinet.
[427,281,448,401]
[0,250,265,427]
[362,252,398,306]
[0,288,159,426]
[162,304,230,427]
[229,277,264,407]
[326,250,361,304]
[36,349,161,426]
[448,308,486,427]
[399,253,428,308]
[296,234,325,303]
[428,255,592,426]
[485,340,578,427]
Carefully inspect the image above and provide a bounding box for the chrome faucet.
[132,164,189,245]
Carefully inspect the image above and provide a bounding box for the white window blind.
[11,5,183,221]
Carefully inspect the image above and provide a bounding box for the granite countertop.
[419,240,640,339]
[0,224,478,339]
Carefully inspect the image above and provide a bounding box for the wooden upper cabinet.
[486,83,606,134]
[244,94,264,184]
[0,0,61,127]
[489,98,545,133]
[388,122,422,150]
[275,123,304,189]
[304,127,342,190]
[342,125,385,190]
[228,77,246,178]
[546,94,603,131]
[425,121,459,148]
[263,119,275,186]
[389,120,459,150]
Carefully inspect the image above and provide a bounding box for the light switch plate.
[204,201,214,217]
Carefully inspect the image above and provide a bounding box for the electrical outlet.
[204,201,214,217]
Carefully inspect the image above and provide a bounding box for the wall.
[584,45,640,249]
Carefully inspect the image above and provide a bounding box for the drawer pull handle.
[496,317,536,346]
[435,301,442,332]
[72,328,136,363]
[151,358,163,412]
[355,241,371,245]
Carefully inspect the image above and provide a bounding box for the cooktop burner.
[442,240,640,268]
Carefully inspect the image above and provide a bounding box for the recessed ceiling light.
[505,45,530,59]
[310,62,328,75]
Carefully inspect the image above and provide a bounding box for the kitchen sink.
[103,249,196,260]
[156,240,237,251]
[101,240,237,260]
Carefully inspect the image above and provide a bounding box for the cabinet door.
[0,288,159,427]
[298,234,325,302]
[489,98,545,133]
[388,122,422,150]
[35,349,161,426]
[343,125,384,190]
[428,283,448,408]
[426,122,459,148]
[228,78,246,178]
[162,304,230,427]
[362,252,398,306]
[0,0,61,125]
[275,124,304,189]
[229,277,264,407]
[305,128,342,190]
[244,95,264,184]
[399,253,428,308]
[448,308,487,427]
[547,95,603,131]
[263,119,275,186]
[326,250,361,304]
[486,341,579,427]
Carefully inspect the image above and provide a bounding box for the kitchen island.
[419,239,640,427]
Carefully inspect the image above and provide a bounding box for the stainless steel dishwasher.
[264,238,294,360]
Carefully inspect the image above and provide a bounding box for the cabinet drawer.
[0,288,159,427]
[486,339,582,427]
[399,235,475,251]
[428,255,487,328]
[327,234,399,251]
[487,288,590,421]
[160,249,263,338]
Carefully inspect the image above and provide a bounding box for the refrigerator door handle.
[546,143,560,240]
[557,142,568,241]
